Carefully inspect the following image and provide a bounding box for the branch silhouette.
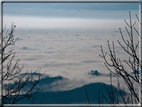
[0,23,43,105]
[99,11,141,105]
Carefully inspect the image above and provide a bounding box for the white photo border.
[1,0,142,106]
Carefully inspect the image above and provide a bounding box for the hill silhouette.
[6,73,127,104]
[88,70,102,76]
[15,82,126,104]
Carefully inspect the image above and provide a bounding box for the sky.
[1,1,140,95]
[2,2,139,29]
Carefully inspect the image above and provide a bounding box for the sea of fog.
[3,28,139,92]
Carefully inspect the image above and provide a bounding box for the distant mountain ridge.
[16,82,126,104]
[88,70,120,77]
[6,73,127,104]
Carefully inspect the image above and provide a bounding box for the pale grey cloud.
[4,15,136,29]
[3,19,139,92]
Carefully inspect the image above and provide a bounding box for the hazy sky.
[3,3,139,16]
[3,2,139,29]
